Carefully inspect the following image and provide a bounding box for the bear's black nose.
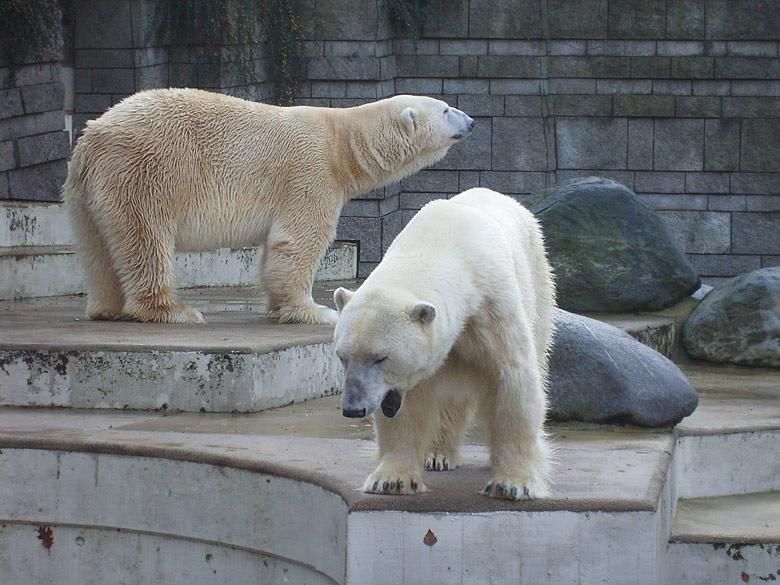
[470,119,476,129]
[343,407,367,418]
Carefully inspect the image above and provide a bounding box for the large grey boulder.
[526,177,700,312]
[682,267,780,368]
[548,309,699,427]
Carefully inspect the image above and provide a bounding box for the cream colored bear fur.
[333,188,556,499]
[62,89,474,324]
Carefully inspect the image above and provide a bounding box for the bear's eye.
[443,107,449,114]
[373,356,388,365]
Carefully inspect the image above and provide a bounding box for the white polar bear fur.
[333,188,556,499]
[62,88,473,324]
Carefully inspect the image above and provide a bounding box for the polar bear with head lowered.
[333,188,555,499]
[63,89,474,325]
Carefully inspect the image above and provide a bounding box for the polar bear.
[62,89,474,325]
[333,188,556,499]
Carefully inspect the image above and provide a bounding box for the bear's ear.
[400,107,417,134]
[409,302,436,325]
[334,287,355,312]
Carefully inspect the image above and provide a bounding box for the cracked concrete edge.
[0,432,672,515]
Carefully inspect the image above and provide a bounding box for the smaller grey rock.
[548,309,699,427]
[682,268,780,368]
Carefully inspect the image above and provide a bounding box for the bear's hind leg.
[262,224,338,325]
[364,386,439,495]
[66,194,125,320]
[425,395,475,472]
[110,222,204,324]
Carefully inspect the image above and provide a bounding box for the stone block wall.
[0,30,69,202]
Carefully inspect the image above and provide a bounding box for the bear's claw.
[483,476,548,500]
[362,471,426,495]
[424,452,457,472]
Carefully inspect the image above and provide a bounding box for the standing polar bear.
[62,89,474,325]
[333,188,556,499]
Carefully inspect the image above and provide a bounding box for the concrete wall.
[6,0,780,281]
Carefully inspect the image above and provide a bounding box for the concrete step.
[0,241,357,299]
[665,491,780,585]
[1,201,71,247]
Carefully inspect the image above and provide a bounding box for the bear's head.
[332,286,441,419]
[356,95,475,187]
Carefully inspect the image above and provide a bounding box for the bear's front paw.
[424,452,459,472]
[483,475,549,500]
[362,471,427,495]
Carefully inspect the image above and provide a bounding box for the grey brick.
[169,64,196,87]
[741,119,780,173]
[691,254,761,277]
[394,78,442,95]
[444,79,489,95]
[0,116,33,141]
[596,80,652,94]
[671,57,714,78]
[400,170,459,193]
[457,94,504,117]
[548,0,608,38]
[631,57,671,78]
[323,41,378,58]
[423,0,469,37]
[330,98,375,108]
[715,57,780,79]
[492,117,548,171]
[747,196,780,211]
[459,56,478,77]
[133,46,168,67]
[459,171,481,191]
[547,41,587,56]
[480,171,546,194]
[33,110,66,135]
[548,95,612,116]
[489,79,542,95]
[666,0,705,39]
[8,159,67,201]
[505,96,543,116]
[692,81,731,96]
[434,117,491,170]
[345,82,380,99]
[731,81,780,97]
[628,118,653,169]
[440,40,488,56]
[74,93,112,113]
[391,40,439,56]
[722,97,780,117]
[311,81,346,98]
[614,95,674,117]
[554,170,636,189]
[547,79,596,94]
[0,88,23,119]
[730,173,780,195]
[733,212,780,254]
[635,171,686,193]
[727,41,778,57]
[381,211,415,255]
[17,131,70,167]
[336,215,381,262]
[686,172,730,194]
[763,256,780,268]
[75,49,134,69]
[469,0,543,38]
[135,64,168,90]
[706,0,780,41]
[309,58,380,81]
[657,210,731,254]
[652,80,692,95]
[675,96,721,117]
[315,0,379,41]
[556,118,627,170]
[477,56,540,78]
[708,195,746,211]
[20,83,64,115]
[12,64,60,87]
[548,56,631,78]
[608,0,666,39]
[400,192,445,210]
[487,41,542,56]
[379,193,399,216]
[657,41,704,57]
[379,57,397,80]
[396,56,459,78]
[0,140,15,172]
[704,119,741,173]
[654,119,704,171]
[92,69,135,94]
[342,199,380,217]
[705,41,728,56]
[75,0,133,48]
[0,171,8,200]
[642,194,707,210]
[587,41,655,56]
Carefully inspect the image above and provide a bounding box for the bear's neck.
[329,109,420,200]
